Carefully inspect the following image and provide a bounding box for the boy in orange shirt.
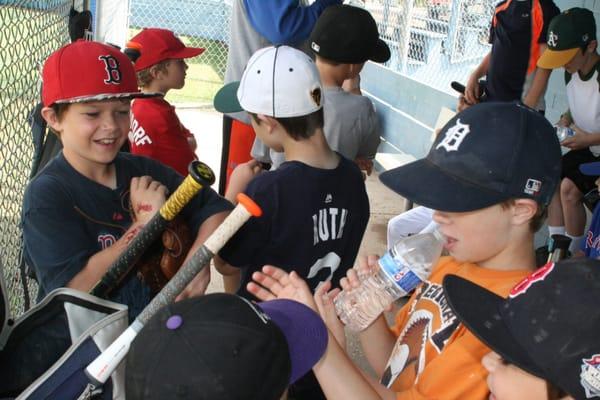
[249,102,562,399]
[125,28,202,176]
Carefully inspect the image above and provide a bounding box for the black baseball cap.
[443,258,600,399]
[126,293,328,400]
[538,7,597,69]
[309,5,390,64]
[379,102,562,212]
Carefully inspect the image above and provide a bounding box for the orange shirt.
[381,256,532,400]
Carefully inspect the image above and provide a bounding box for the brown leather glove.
[136,217,193,294]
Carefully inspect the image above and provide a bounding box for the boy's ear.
[511,199,538,226]
[587,40,598,54]
[149,64,165,79]
[349,62,365,77]
[41,106,61,132]
[256,114,278,132]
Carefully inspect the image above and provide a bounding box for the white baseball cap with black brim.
[213,45,323,118]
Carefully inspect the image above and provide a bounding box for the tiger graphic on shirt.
[381,280,460,390]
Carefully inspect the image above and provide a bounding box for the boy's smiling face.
[44,100,130,172]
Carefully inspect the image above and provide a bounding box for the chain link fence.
[0,0,495,317]
[128,0,231,106]
[0,0,82,318]
[366,0,496,94]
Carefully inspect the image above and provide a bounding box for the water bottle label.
[379,252,423,293]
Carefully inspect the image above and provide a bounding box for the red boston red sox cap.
[42,40,157,107]
[127,28,205,72]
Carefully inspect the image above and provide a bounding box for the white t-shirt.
[566,61,600,155]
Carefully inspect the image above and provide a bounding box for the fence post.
[397,0,414,75]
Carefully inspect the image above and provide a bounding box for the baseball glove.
[135,216,193,294]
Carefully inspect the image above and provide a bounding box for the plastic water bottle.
[556,126,575,142]
[334,230,445,332]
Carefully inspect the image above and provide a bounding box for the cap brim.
[258,299,328,384]
[537,48,579,69]
[580,161,600,176]
[443,275,545,378]
[213,81,243,113]
[379,158,508,212]
[370,38,391,63]
[54,91,161,104]
[171,46,205,60]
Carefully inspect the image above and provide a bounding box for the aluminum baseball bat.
[84,193,262,386]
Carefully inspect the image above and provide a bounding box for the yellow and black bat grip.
[89,161,215,298]
[159,160,215,220]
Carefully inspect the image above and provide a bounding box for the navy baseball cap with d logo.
[379,102,562,212]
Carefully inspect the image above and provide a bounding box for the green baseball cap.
[537,7,596,69]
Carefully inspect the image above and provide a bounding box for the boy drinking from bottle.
[22,41,232,320]
[249,102,562,399]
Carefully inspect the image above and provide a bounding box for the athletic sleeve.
[243,0,343,45]
[358,98,381,159]
[22,177,97,295]
[218,177,272,268]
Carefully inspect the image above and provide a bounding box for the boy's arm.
[359,313,401,376]
[244,0,342,45]
[523,45,552,109]
[313,331,396,400]
[175,210,230,300]
[214,257,242,293]
[69,176,168,291]
[224,160,264,204]
[360,99,382,160]
[561,125,600,150]
[249,266,396,400]
[465,52,490,105]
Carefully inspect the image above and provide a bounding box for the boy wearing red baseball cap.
[125,28,204,176]
[22,40,232,320]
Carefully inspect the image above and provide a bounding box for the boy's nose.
[101,114,120,130]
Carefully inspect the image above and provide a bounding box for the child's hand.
[130,176,168,224]
[457,95,472,113]
[225,160,265,203]
[561,125,591,150]
[556,113,573,127]
[464,74,481,105]
[314,281,346,349]
[339,254,379,290]
[248,265,318,311]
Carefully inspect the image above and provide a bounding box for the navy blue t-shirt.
[22,152,232,319]
[487,0,559,102]
[219,156,370,298]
